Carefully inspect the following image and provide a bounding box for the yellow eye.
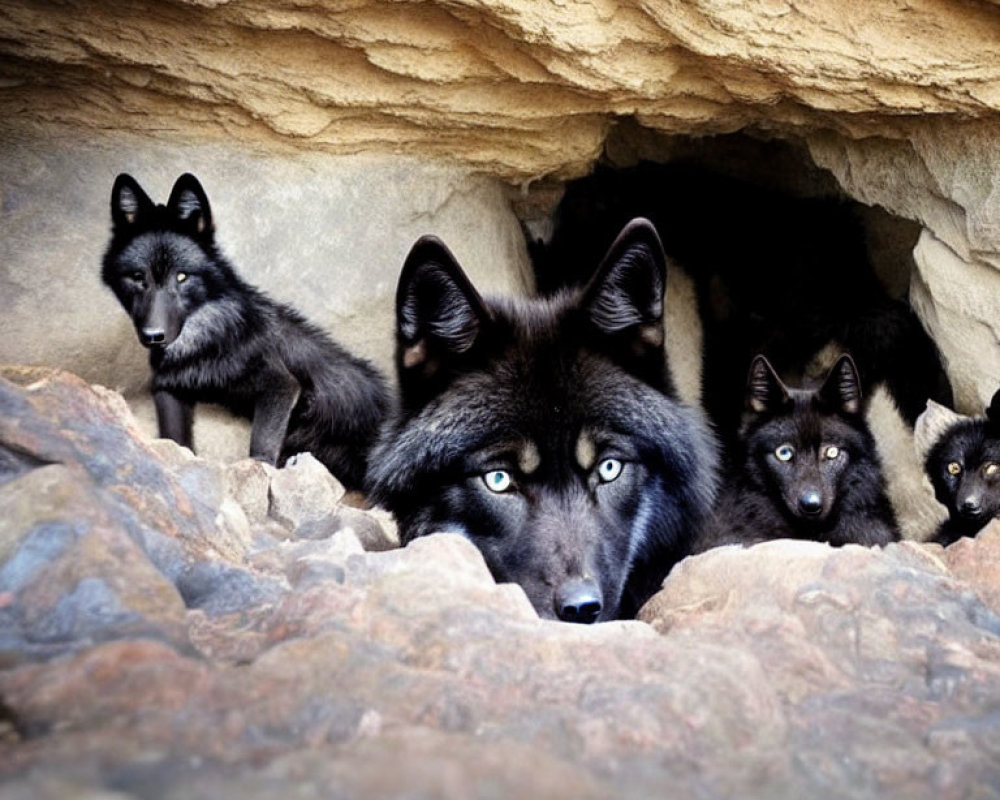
[947,462,962,476]
[824,446,840,460]
[985,463,999,477]
[775,445,794,462]
[176,272,188,283]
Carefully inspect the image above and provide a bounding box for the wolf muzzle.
[555,577,602,624]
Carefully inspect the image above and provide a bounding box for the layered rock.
[2,370,1000,798]
[3,0,1000,420]
[3,1,1000,177]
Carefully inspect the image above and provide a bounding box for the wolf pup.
[695,354,899,551]
[366,219,719,623]
[101,172,389,490]
[918,389,1000,545]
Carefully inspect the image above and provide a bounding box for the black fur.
[529,160,953,448]
[925,389,1000,545]
[101,172,389,490]
[695,354,900,550]
[367,219,718,622]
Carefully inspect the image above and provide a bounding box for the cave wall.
[2,0,1000,417]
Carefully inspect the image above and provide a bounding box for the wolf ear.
[746,355,791,414]
[986,387,1000,426]
[914,399,967,459]
[167,173,213,235]
[396,236,491,377]
[581,218,667,348]
[817,353,863,416]
[111,173,154,229]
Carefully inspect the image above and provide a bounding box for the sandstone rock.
[2,372,1000,798]
[0,465,190,667]
[938,520,1000,615]
[0,369,403,663]
[266,452,346,539]
[3,0,1000,445]
[2,1,1000,179]
[0,134,531,467]
[808,123,1000,413]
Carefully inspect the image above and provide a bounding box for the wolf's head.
[367,219,718,623]
[740,354,876,527]
[919,389,1000,529]
[102,173,237,351]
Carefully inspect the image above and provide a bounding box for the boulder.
[1,370,1000,798]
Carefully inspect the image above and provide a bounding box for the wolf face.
[696,354,899,549]
[367,219,719,622]
[921,390,1000,544]
[744,355,871,526]
[103,173,225,350]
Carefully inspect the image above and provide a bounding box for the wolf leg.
[249,370,301,465]
[154,390,194,449]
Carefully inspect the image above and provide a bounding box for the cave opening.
[517,126,952,449]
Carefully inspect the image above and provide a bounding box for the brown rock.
[939,520,1000,615]
[0,465,190,666]
[266,452,347,539]
[3,1,1000,179]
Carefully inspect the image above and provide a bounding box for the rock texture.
[2,370,1000,798]
[809,123,1000,414]
[0,136,532,460]
[3,1,1000,178]
[3,0,1000,421]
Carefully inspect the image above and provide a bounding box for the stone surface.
[3,0,1000,447]
[3,1,1000,180]
[0,368,397,666]
[808,122,1000,413]
[2,369,1000,798]
[0,135,532,462]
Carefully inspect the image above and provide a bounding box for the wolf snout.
[555,577,602,624]
[959,494,983,518]
[139,327,167,347]
[797,489,824,516]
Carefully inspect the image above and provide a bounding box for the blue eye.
[775,445,795,462]
[483,470,512,493]
[597,458,623,483]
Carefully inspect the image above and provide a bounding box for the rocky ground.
[2,367,1000,799]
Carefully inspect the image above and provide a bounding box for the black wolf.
[528,160,952,447]
[101,172,389,490]
[694,353,899,550]
[366,219,719,622]
[922,389,1000,545]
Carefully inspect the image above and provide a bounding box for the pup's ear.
[818,353,863,415]
[167,173,213,235]
[395,236,491,378]
[111,174,154,229]
[915,399,967,460]
[986,387,1000,427]
[581,217,666,347]
[746,355,791,414]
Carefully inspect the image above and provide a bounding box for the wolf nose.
[555,578,602,624]
[798,490,823,516]
[140,328,166,346]
[960,496,982,516]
